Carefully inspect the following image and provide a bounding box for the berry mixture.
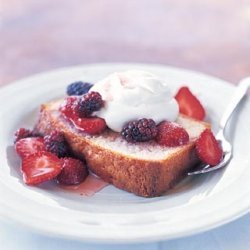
[14,79,222,188]
[14,127,89,186]
[60,94,106,135]
[67,81,93,96]
[121,118,158,142]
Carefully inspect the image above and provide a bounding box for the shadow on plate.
[6,145,23,181]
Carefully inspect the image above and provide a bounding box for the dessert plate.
[0,63,249,243]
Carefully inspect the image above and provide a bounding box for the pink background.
[1,0,250,85]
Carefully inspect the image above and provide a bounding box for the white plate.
[0,63,249,243]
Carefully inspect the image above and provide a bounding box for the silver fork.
[188,77,250,176]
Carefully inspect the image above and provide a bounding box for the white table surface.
[1,213,249,250]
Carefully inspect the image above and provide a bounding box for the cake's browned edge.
[34,102,210,198]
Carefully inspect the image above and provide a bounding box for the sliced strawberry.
[195,129,223,166]
[21,152,62,185]
[70,116,107,135]
[175,86,206,120]
[15,137,46,159]
[156,121,189,147]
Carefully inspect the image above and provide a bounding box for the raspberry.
[121,118,158,142]
[57,158,88,185]
[76,91,104,117]
[44,131,70,158]
[66,81,93,96]
[59,96,78,118]
[156,121,189,147]
[14,128,33,143]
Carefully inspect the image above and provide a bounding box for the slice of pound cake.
[15,70,222,197]
[34,100,209,197]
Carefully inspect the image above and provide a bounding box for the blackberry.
[76,91,104,117]
[66,81,93,96]
[44,131,70,158]
[121,118,158,142]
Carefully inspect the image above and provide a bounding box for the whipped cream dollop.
[91,70,179,132]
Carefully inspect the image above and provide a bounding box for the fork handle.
[219,77,250,130]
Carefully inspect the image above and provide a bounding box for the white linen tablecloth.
[1,213,249,250]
